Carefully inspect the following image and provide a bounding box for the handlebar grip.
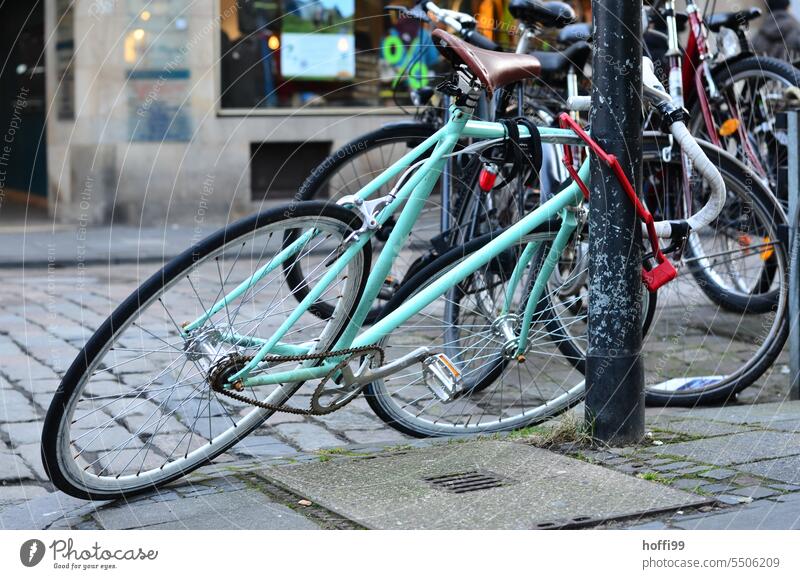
[567,96,591,111]
[463,29,501,51]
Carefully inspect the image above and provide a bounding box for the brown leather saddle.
[432,29,541,94]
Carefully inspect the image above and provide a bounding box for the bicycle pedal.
[422,353,463,402]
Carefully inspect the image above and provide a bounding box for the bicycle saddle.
[432,28,541,93]
[509,0,576,29]
[706,8,762,33]
[557,22,591,45]
[533,42,591,77]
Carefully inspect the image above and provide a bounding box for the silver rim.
[54,215,364,494]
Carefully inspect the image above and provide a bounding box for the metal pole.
[788,110,800,400]
[585,0,645,443]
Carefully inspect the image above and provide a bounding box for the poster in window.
[280,0,355,80]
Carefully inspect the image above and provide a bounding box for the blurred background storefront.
[0,0,768,226]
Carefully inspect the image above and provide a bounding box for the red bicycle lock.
[557,113,678,292]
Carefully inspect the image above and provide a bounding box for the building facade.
[0,0,765,226]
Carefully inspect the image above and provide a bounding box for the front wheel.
[42,202,370,500]
[364,224,595,437]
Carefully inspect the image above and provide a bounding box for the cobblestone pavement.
[0,263,414,524]
[0,259,794,529]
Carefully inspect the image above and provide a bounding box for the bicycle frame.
[183,103,590,389]
[670,0,766,174]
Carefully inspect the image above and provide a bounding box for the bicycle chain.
[209,345,385,416]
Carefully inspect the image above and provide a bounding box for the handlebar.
[644,57,724,238]
[565,58,725,238]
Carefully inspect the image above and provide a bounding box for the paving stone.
[735,456,800,486]
[14,444,49,480]
[700,468,737,480]
[674,494,800,529]
[644,431,800,466]
[0,390,41,423]
[678,401,800,427]
[231,436,297,458]
[652,462,694,472]
[764,419,800,433]
[671,478,705,491]
[92,487,319,530]
[648,417,751,438]
[714,494,753,506]
[0,485,49,510]
[647,458,675,466]
[0,490,99,530]
[260,440,709,529]
[728,486,779,499]
[699,483,735,494]
[769,483,800,492]
[729,475,764,488]
[341,429,410,445]
[311,411,386,432]
[271,422,346,452]
[0,421,44,446]
[673,465,708,475]
[0,451,36,482]
[2,358,58,382]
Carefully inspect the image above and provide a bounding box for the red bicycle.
[647,0,800,204]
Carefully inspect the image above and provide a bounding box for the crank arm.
[339,347,432,387]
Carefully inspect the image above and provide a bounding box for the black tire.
[691,55,800,205]
[42,202,370,500]
[642,146,789,406]
[285,122,438,324]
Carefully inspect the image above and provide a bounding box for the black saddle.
[509,0,576,29]
[557,22,591,45]
[706,8,762,33]
[533,41,591,77]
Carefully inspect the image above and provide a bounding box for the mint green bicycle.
[42,31,726,499]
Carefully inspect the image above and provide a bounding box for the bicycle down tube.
[181,104,590,389]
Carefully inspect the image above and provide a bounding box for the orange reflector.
[760,237,774,261]
[436,353,461,378]
[719,118,740,137]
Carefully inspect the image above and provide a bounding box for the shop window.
[219,1,503,110]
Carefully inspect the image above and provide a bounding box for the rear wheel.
[42,203,370,499]
[691,56,800,205]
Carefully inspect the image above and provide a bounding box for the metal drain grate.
[423,470,514,494]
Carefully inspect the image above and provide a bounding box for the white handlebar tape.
[649,121,726,238]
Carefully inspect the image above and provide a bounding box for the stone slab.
[674,402,800,427]
[642,431,800,466]
[735,456,800,485]
[259,441,709,530]
[673,494,800,530]
[647,417,752,438]
[91,487,319,530]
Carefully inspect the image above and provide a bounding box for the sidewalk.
[0,224,216,268]
[2,402,799,530]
